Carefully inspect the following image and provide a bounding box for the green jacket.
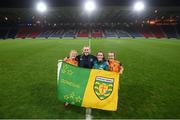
[93,60,109,70]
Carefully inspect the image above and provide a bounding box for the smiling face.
[97,52,104,61]
[108,52,115,60]
[83,46,90,56]
[69,50,77,59]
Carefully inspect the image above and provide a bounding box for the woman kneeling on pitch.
[93,51,109,70]
[107,51,124,74]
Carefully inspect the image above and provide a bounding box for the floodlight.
[84,0,96,13]
[36,2,47,13]
[133,1,145,12]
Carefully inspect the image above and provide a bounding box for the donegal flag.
[57,61,120,111]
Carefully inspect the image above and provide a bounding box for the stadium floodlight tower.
[133,1,145,12]
[83,0,96,49]
[84,0,96,14]
[36,1,47,13]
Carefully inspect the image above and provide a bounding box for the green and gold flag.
[57,61,120,111]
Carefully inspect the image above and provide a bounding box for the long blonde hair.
[69,50,77,58]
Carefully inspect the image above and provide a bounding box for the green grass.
[0,38,180,119]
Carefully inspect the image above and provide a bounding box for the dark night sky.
[0,0,180,8]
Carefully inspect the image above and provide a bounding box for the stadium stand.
[7,27,19,39]
[26,26,42,38]
[116,30,131,38]
[91,29,103,38]
[0,27,9,39]
[123,26,144,38]
[141,25,154,38]
[16,26,29,38]
[49,29,64,38]
[1,24,180,39]
[38,30,53,38]
[104,29,117,38]
[0,6,179,39]
[77,29,89,37]
[175,25,180,38]
[63,29,77,38]
[162,25,178,38]
[150,25,166,38]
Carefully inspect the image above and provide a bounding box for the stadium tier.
[104,29,117,38]
[77,29,89,37]
[162,25,178,38]
[91,29,103,38]
[141,26,154,38]
[150,25,166,38]
[0,7,180,39]
[1,24,180,39]
[63,29,77,38]
[116,30,130,38]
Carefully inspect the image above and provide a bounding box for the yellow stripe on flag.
[81,69,120,111]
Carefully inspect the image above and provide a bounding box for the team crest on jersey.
[90,58,93,62]
[94,76,114,100]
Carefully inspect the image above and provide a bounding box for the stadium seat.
[150,25,166,38]
[116,30,131,38]
[104,29,117,38]
[77,29,89,37]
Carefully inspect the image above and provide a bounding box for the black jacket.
[76,54,96,69]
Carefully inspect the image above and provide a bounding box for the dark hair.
[108,51,116,57]
[96,51,106,61]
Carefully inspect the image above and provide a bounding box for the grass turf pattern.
[0,38,180,118]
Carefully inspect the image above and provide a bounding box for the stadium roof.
[0,0,180,8]
[0,6,179,23]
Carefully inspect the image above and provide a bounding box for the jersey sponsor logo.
[90,58,93,62]
[100,65,103,68]
[94,76,114,100]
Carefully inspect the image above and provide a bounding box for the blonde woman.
[64,50,78,66]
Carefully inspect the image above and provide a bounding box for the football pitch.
[0,38,180,119]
